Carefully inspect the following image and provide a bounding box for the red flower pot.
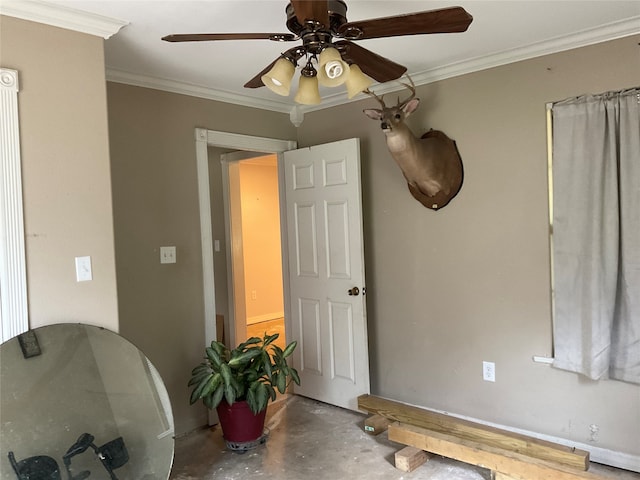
[216,400,267,444]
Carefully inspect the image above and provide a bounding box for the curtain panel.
[551,87,640,384]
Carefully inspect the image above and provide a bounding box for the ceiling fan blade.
[335,40,406,83]
[290,0,330,27]
[244,58,280,89]
[338,6,473,40]
[162,33,295,42]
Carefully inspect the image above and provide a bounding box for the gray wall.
[297,35,640,457]
[106,83,296,435]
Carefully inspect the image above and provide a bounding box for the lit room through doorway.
[232,154,286,351]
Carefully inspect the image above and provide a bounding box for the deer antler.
[364,74,416,108]
[363,88,386,108]
[397,75,416,108]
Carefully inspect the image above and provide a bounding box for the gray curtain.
[551,88,640,384]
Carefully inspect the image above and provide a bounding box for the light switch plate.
[160,246,176,264]
[75,256,92,282]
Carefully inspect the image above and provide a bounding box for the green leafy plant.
[189,333,300,414]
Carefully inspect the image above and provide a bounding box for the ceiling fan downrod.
[277,0,360,83]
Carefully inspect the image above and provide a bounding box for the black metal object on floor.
[225,428,270,453]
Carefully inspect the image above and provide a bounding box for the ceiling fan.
[162,1,473,103]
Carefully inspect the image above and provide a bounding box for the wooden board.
[358,394,589,471]
[494,473,520,480]
[364,414,392,435]
[388,422,608,480]
[216,314,225,344]
[395,446,429,472]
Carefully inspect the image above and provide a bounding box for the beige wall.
[0,16,118,331]
[297,34,640,458]
[106,82,296,434]
[239,159,284,323]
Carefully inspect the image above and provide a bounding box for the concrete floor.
[170,395,639,480]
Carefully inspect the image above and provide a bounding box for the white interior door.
[284,138,370,411]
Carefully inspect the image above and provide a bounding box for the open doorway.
[197,130,370,413]
[223,152,286,351]
[196,129,296,425]
[194,129,296,355]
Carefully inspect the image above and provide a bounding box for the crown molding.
[406,15,640,90]
[102,14,640,118]
[105,68,293,114]
[0,0,128,39]
[307,15,640,111]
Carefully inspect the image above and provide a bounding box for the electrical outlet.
[483,361,496,382]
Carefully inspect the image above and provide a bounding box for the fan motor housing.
[285,0,348,37]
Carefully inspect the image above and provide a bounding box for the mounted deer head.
[363,77,463,210]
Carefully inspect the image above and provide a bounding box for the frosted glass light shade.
[317,47,350,87]
[345,64,372,98]
[294,75,321,105]
[261,58,295,96]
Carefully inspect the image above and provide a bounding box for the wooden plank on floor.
[364,414,391,435]
[358,394,589,471]
[388,422,608,480]
[395,446,430,472]
[493,473,520,480]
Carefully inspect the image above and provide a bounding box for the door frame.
[194,128,297,349]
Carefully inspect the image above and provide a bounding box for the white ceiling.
[4,0,640,115]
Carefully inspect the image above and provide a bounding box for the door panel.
[300,298,322,375]
[293,203,318,277]
[329,300,355,382]
[326,201,350,278]
[284,138,369,411]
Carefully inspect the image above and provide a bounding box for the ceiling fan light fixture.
[344,64,372,99]
[295,75,322,105]
[317,47,350,87]
[164,3,474,105]
[261,57,296,96]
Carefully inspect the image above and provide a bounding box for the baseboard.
[247,312,284,325]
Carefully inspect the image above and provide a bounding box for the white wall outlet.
[483,361,496,382]
[160,246,176,264]
[75,256,92,282]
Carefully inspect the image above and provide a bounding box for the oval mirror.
[0,323,174,480]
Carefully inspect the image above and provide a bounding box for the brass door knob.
[348,287,360,296]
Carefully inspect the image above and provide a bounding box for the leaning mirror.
[0,323,174,480]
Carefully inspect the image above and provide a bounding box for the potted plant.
[189,333,300,450]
